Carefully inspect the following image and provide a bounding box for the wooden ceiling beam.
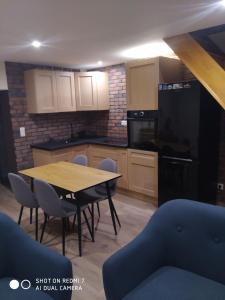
[164,33,225,110]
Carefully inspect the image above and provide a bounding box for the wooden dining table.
[19,161,121,256]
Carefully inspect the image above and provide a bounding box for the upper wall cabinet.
[25,69,109,113]
[75,71,109,111]
[126,57,182,110]
[55,71,76,112]
[75,72,98,111]
[25,69,76,113]
[25,70,57,113]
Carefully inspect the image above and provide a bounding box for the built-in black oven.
[127,110,158,151]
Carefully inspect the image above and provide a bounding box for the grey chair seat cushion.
[61,199,77,217]
[0,277,53,300]
[76,187,106,204]
[123,266,225,300]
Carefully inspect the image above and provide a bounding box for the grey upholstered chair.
[77,158,121,235]
[34,179,92,256]
[8,173,39,240]
[72,154,88,166]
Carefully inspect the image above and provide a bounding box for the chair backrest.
[0,212,73,300]
[148,199,225,285]
[72,154,88,166]
[95,158,117,195]
[8,173,38,208]
[34,179,65,217]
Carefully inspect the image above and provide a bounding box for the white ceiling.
[0,0,225,69]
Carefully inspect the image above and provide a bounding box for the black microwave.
[127,110,158,151]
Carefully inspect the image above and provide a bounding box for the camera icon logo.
[9,279,31,290]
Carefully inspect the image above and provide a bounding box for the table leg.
[91,203,95,242]
[106,181,117,235]
[35,207,38,241]
[77,204,82,257]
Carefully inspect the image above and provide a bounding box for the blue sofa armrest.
[103,220,166,300]
[0,213,73,300]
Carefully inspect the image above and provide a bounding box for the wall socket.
[19,127,26,137]
[121,120,127,127]
[217,183,224,191]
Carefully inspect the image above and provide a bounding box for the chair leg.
[40,213,48,243]
[112,203,121,227]
[18,206,24,225]
[62,218,66,256]
[91,203,95,241]
[106,182,117,235]
[96,202,101,218]
[30,208,33,224]
[35,208,38,241]
[72,214,77,229]
[83,210,94,242]
[88,206,93,218]
[77,205,82,257]
[66,217,70,232]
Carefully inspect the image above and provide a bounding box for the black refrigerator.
[158,81,221,206]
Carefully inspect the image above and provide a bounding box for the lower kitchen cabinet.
[88,145,128,189]
[32,145,88,166]
[128,149,158,198]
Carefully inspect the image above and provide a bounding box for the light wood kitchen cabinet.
[32,145,88,166]
[75,71,109,111]
[88,145,128,189]
[55,71,76,112]
[75,72,98,111]
[126,56,182,110]
[25,69,57,113]
[96,72,109,110]
[128,149,158,198]
[25,69,76,113]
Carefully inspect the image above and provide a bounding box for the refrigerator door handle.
[161,155,193,162]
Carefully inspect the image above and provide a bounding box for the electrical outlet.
[217,183,224,191]
[121,120,127,127]
[19,127,26,137]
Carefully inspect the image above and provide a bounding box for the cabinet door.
[96,72,109,110]
[128,149,158,197]
[75,72,98,111]
[126,59,159,110]
[51,149,74,163]
[55,71,76,112]
[71,145,88,162]
[34,70,57,113]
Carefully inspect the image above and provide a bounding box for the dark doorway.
[0,91,17,185]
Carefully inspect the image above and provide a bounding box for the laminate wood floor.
[0,184,156,300]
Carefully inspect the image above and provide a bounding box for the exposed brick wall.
[5,62,127,171]
[107,65,127,138]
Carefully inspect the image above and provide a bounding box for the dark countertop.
[31,136,128,151]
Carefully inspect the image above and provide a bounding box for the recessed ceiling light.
[221,0,225,6]
[97,61,103,66]
[121,41,176,59]
[31,40,41,48]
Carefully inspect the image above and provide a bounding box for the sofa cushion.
[0,277,53,300]
[123,266,225,300]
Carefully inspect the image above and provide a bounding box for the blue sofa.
[0,212,73,300]
[103,199,225,300]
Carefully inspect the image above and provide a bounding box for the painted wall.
[0,62,8,90]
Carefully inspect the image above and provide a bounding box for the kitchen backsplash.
[5,62,127,170]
